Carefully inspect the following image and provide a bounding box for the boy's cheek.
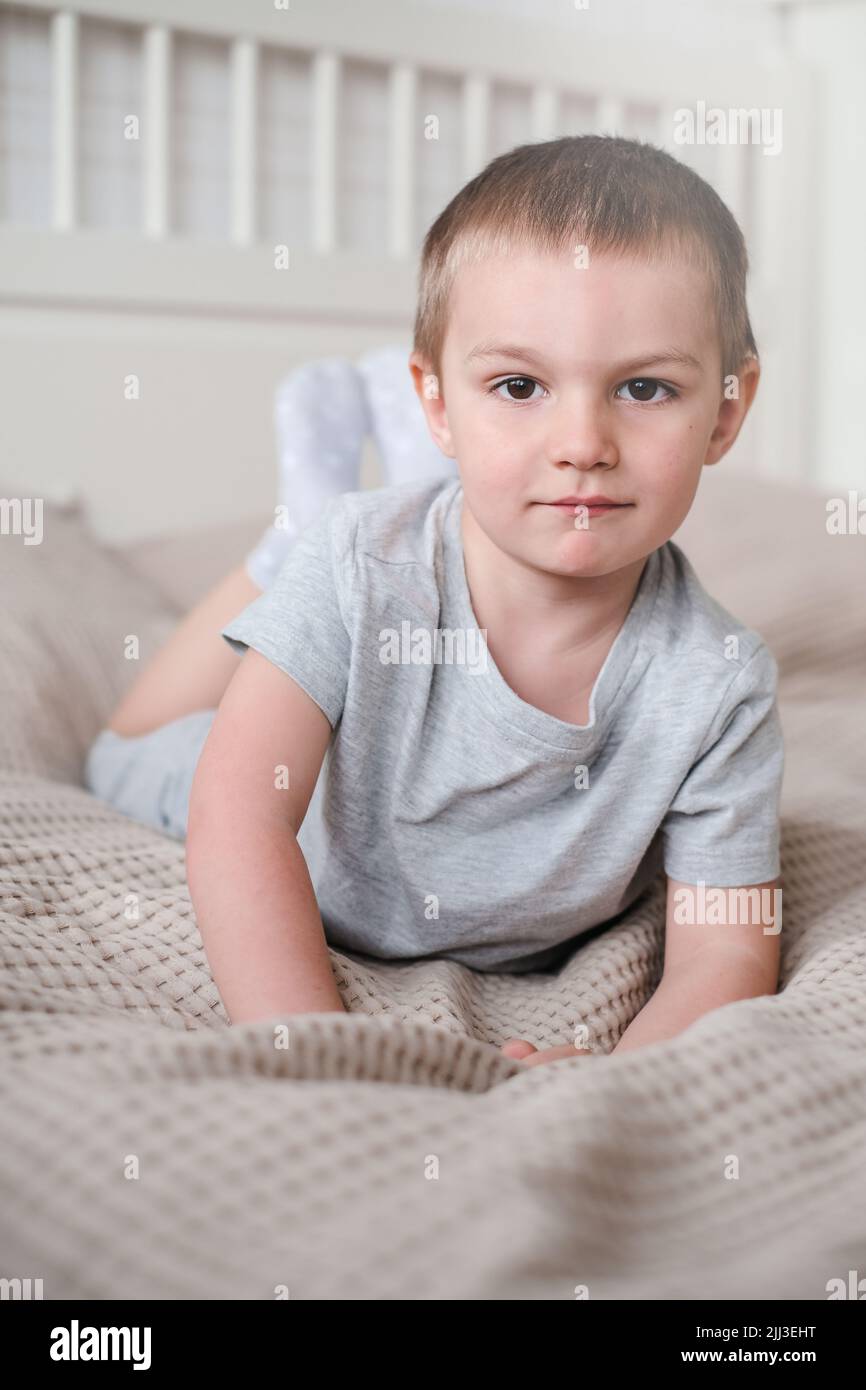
[633,447,704,495]
[459,445,526,495]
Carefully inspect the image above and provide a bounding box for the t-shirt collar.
[441,480,663,753]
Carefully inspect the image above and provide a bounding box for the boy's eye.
[616,378,676,405]
[489,376,544,403]
[488,375,679,406]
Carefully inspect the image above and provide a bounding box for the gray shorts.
[83,709,219,842]
[83,708,327,879]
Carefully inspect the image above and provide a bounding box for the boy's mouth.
[543,495,634,515]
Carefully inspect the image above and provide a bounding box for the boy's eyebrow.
[465,341,704,375]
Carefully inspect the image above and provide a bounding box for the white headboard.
[0,0,819,544]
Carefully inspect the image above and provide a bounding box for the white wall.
[788,0,866,496]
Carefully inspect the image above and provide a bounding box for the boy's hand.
[499,1038,595,1068]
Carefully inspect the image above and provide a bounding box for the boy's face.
[410,246,759,579]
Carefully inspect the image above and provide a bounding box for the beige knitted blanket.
[1,482,865,1299]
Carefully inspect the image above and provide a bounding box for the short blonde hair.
[413,134,757,386]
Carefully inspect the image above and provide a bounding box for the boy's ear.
[704,354,761,467]
[408,352,456,458]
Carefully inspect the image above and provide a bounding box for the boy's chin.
[532,530,645,579]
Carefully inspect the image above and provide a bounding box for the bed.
[1,462,864,1299]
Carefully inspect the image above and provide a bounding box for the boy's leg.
[107,561,263,737]
[88,361,365,841]
[86,700,329,866]
[85,709,217,841]
[108,356,369,738]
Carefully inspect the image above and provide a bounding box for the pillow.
[673,468,866,682]
[0,489,179,783]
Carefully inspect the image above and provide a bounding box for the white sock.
[357,343,457,488]
[244,357,370,590]
[274,356,370,527]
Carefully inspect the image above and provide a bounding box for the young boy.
[97,136,785,1064]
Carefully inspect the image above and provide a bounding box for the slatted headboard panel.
[0,0,819,543]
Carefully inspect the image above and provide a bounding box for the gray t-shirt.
[221,476,784,973]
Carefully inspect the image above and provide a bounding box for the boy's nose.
[543,398,618,471]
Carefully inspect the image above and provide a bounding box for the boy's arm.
[186,646,347,1026]
[610,875,781,1054]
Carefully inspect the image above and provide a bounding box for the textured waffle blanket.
[1,483,865,1299]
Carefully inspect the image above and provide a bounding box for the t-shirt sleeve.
[220,498,352,729]
[661,642,784,885]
